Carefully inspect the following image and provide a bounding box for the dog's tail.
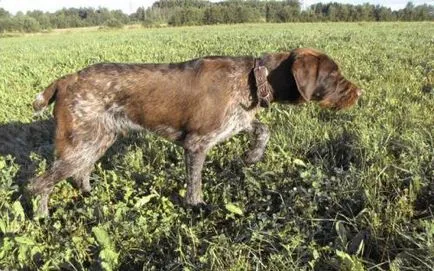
[33,74,75,114]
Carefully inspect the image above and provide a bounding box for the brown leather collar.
[253,58,272,108]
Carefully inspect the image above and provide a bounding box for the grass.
[0,22,433,270]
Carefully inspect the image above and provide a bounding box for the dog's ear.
[291,52,338,102]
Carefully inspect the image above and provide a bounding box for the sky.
[0,0,433,15]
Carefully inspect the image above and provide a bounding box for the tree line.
[0,0,432,32]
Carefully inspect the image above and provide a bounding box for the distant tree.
[110,10,129,24]
[0,18,13,32]
[403,2,416,20]
[0,1,433,32]
[103,18,123,28]
[132,7,146,21]
[266,1,300,22]
[203,6,225,24]
[0,7,10,18]
[374,6,394,21]
[169,7,203,25]
[154,0,209,9]
[236,6,261,23]
[414,4,434,20]
[10,16,41,32]
[361,3,375,21]
[27,10,51,29]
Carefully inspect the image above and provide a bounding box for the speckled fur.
[27,48,361,215]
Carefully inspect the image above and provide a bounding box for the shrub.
[18,16,41,32]
[102,18,123,28]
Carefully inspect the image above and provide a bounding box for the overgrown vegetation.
[0,22,433,270]
[0,0,433,32]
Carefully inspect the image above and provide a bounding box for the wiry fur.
[27,48,361,216]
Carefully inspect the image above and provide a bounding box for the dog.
[27,48,362,216]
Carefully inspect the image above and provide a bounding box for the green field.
[0,22,433,270]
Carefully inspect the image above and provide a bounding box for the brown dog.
[28,48,362,215]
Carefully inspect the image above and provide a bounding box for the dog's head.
[289,48,362,110]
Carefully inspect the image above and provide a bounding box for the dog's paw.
[243,149,265,164]
[184,197,213,216]
[80,182,92,194]
[185,195,205,206]
[34,195,50,218]
[72,178,92,194]
[190,202,213,216]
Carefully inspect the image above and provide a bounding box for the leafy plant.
[0,22,433,270]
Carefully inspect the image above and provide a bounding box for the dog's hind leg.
[70,132,117,193]
[27,158,80,216]
[28,127,117,216]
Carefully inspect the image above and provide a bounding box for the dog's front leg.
[244,120,270,164]
[184,148,207,206]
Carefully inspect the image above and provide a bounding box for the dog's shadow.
[0,118,134,186]
[0,118,55,184]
